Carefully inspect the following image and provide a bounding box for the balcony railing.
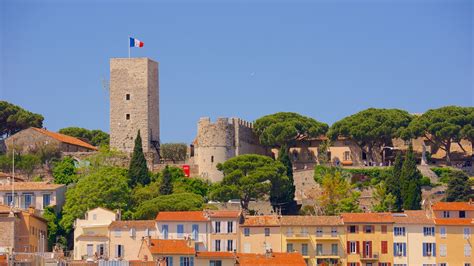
[361,252,379,260]
[315,251,340,257]
[286,233,310,238]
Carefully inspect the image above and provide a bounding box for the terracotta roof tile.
[109,220,156,230]
[280,216,343,226]
[31,127,98,151]
[207,210,241,219]
[342,213,394,223]
[432,202,474,211]
[196,252,235,258]
[148,239,195,255]
[434,218,474,225]
[0,182,65,191]
[156,211,208,222]
[237,252,306,266]
[242,216,280,227]
[391,211,434,224]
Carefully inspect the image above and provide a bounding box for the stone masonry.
[109,58,160,162]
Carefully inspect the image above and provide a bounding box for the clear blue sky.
[1,0,472,143]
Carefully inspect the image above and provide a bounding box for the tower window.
[126,94,130,100]
[211,156,214,163]
[126,114,130,120]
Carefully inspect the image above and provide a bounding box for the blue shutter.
[190,257,194,266]
[403,243,406,256]
[169,256,173,266]
[393,243,397,255]
[422,243,426,257]
[180,257,183,266]
[432,243,436,256]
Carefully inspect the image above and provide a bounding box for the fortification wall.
[232,118,267,156]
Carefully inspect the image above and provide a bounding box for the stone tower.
[109,58,160,161]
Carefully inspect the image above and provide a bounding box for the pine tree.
[445,171,472,202]
[159,166,173,195]
[128,130,150,187]
[400,144,422,210]
[277,145,297,214]
[386,152,403,211]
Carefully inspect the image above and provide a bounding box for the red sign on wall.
[182,165,190,177]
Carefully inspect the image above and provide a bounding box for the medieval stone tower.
[109,58,160,161]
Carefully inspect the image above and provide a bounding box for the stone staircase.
[417,165,439,184]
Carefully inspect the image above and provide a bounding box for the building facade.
[0,182,66,213]
[207,210,241,253]
[239,215,282,254]
[108,220,157,261]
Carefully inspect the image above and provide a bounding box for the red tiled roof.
[237,252,306,266]
[148,239,195,255]
[207,210,241,218]
[280,216,343,226]
[434,218,474,225]
[196,252,235,259]
[391,211,434,224]
[432,202,474,211]
[242,216,280,227]
[31,127,98,151]
[342,213,394,223]
[109,220,156,229]
[0,182,65,191]
[155,211,208,222]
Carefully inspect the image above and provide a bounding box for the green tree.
[128,130,150,187]
[400,145,422,210]
[254,112,328,147]
[0,101,44,138]
[372,181,396,212]
[329,108,412,163]
[59,167,131,233]
[160,143,188,163]
[317,140,331,165]
[59,127,110,147]
[277,145,297,214]
[385,152,403,211]
[52,157,77,185]
[405,106,473,165]
[318,171,360,215]
[215,154,290,210]
[445,171,473,202]
[159,166,174,195]
[42,206,66,250]
[134,193,204,219]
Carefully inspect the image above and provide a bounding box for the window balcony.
[286,233,310,240]
[361,252,379,261]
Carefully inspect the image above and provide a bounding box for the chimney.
[469,198,473,205]
[265,248,273,258]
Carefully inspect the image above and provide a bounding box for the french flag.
[129,37,144,48]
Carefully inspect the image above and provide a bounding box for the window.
[466,264,471,266]
[215,221,221,233]
[244,228,250,236]
[348,225,358,233]
[443,211,450,218]
[227,221,233,233]
[464,227,471,239]
[286,243,293,253]
[301,244,308,256]
[126,94,130,100]
[440,244,447,257]
[379,264,389,266]
[465,244,472,257]
[440,264,447,266]
[126,114,130,120]
[42,194,51,208]
[381,225,387,234]
[394,242,406,257]
[23,194,33,209]
[192,224,199,240]
[177,224,184,238]
[316,244,323,255]
[92,214,97,221]
[179,256,194,266]
[438,226,446,238]
[6,194,14,206]
[394,227,406,236]
[129,228,136,237]
[211,156,214,163]
[331,227,337,237]
[115,244,124,258]
[265,228,270,236]
[349,241,357,254]
[422,243,436,257]
[301,227,308,236]
[331,244,338,255]
[460,211,466,218]
[423,227,435,236]
[97,244,105,256]
[394,264,407,266]
[227,240,233,251]
[316,227,323,237]
[364,225,373,233]
[165,257,173,266]
[349,264,358,266]
[162,225,169,239]
[145,228,150,237]
[343,151,351,161]
[209,260,222,266]
[215,240,221,251]
[87,244,93,257]
[114,229,121,237]
[195,243,199,252]
[381,241,388,254]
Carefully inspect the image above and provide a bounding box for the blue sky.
[1,0,472,143]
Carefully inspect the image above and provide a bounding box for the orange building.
[239,215,282,254]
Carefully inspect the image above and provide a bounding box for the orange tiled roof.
[342,213,394,223]
[31,127,98,151]
[434,218,474,225]
[0,182,65,191]
[196,252,235,259]
[280,216,343,226]
[237,252,306,266]
[156,211,208,222]
[207,210,241,219]
[148,239,195,255]
[432,202,474,211]
[391,211,434,224]
[242,216,280,227]
[109,220,156,229]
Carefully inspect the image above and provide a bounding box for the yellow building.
[239,215,282,254]
[280,216,344,266]
[341,213,393,266]
[108,220,157,261]
[207,210,241,252]
[432,202,474,266]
